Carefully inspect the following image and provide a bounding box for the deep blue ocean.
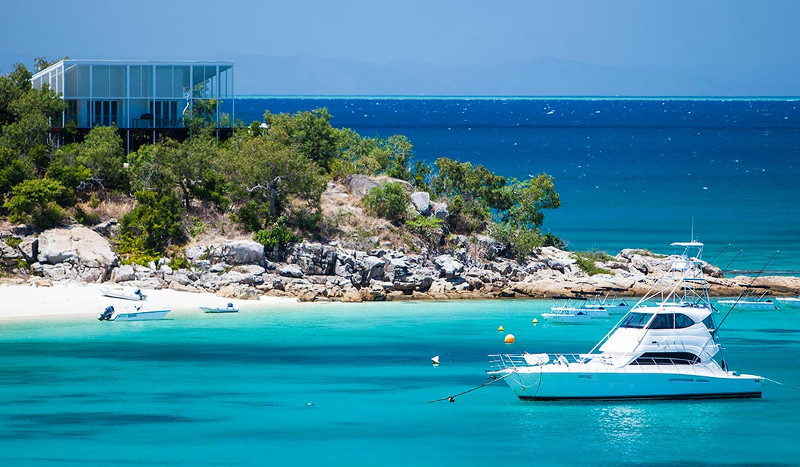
[1,300,799,465]
[237,97,800,274]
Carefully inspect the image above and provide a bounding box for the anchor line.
[428,372,515,403]
[763,377,800,393]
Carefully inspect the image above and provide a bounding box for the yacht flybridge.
[487,241,763,401]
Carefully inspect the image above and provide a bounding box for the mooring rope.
[428,372,515,403]
[763,376,800,392]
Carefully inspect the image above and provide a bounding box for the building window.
[93,101,119,127]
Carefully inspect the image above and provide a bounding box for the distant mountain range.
[3,53,798,96]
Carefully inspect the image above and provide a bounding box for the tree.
[223,133,327,231]
[263,108,339,171]
[1,83,64,167]
[44,143,92,196]
[3,178,67,228]
[0,63,32,128]
[502,174,561,228]
[77,126,127,191]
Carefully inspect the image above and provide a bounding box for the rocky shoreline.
[2,223,799,302]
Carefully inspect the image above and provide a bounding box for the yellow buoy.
[498,325,504,332]
[504,334,515,344]
[532,318,538,324]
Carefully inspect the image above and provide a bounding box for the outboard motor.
[98,305,115,321]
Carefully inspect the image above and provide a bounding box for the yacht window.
[674,313,695,329]
[702,314,716,331]
[619,312,652,329]
[648,313,673,329]
[633,352,699,365]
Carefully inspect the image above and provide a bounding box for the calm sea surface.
[1,301,799,465]
[237,97,800,273]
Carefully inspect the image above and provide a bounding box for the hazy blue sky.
[2,0,799,95]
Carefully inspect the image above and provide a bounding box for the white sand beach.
[0,282,296,320]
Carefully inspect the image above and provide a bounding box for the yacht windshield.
[648,313,697,329]
[619,312,652,329]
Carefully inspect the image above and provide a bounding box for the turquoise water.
[1,301,799,465]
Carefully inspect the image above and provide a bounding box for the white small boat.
[718,289,778,311]
[97,305,170,321]
[99,285,147,301]
[200,303,239,313]
[550,297,611,318]
[489,241,762,401]
[541,308,592,324]
[775,296,800,308]
[586,294,633,315]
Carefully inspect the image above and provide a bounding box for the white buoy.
[431,355,440,365]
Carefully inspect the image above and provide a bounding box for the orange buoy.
[504,333,515,344]
[498,325,504,332]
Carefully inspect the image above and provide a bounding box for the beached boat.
[99,285,147,301]
[488,241,762,401]
[775,296,800,308]
[97,304,170,321]
[200,303,239,313]
[717,289,779,311]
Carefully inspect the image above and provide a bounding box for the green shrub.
[74,204,100,226]
[5,237,22,249]
[574,251,613,276]
[168,254,191,270]
[119,190,186,254]
[363,182,410,222]
[543,233,566,249]
[490,223,544,262]
[254,218,299,252]
[405,215,444,244]
[3,178,67,229]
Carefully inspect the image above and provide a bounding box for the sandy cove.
[0,281,295,320]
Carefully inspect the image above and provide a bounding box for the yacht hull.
[496,367,762,400]
[717,300,778,311]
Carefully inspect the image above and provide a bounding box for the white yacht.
[541,307,592,324]
[488,241,763,401]
[718,289,779,311]
[97,304,170,321]
[549,298,609,319]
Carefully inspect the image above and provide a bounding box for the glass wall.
[32,60,234,129]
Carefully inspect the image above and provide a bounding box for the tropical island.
[1,60,798,309]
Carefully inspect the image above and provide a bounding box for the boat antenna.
[715,249,780,332]
[691,217,695,243]
[709,242,732,264]
[721,249,743,274]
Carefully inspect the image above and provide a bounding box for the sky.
[2,0,799,95]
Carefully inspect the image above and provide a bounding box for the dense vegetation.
[0,61,564,264]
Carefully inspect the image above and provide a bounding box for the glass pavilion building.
[30,59,234,145]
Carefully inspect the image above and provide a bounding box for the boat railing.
[488,353,613,370]
[489,353,715,375]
